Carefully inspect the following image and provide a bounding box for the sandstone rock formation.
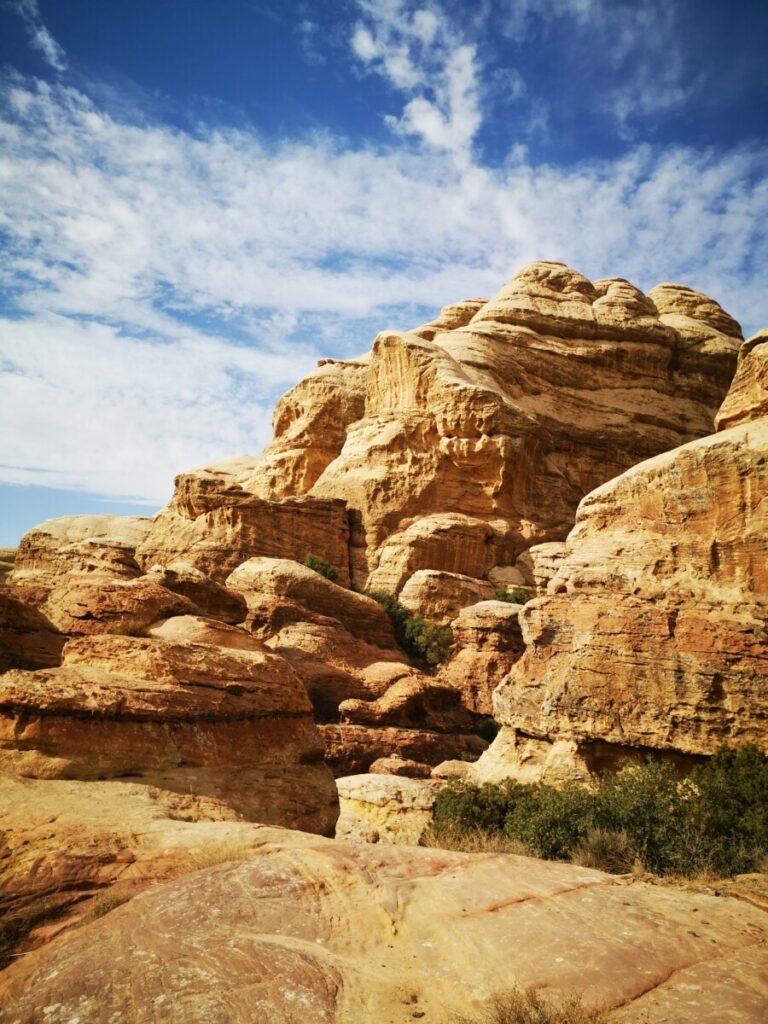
[2,835,766,1024]
[137,263,741,607]
[0,774,320,965]
[0,588,64,672]
[0,549,15,583]
[476,327,768,784]
[319,723,485,776]
[135,462,351,584]
[437,599,525,715]
[10,514,152,587]
[335,772,443,844]
[142,562,247,623]
[398,568,496,624]
[0,632,338,833]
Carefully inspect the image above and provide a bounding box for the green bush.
[304,553,338,581]
[493,587,530,604]
[476,718,500,743]
[427,746,768,878]
[365,589,453,667]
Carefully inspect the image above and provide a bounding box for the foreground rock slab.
[1,836,766,1024]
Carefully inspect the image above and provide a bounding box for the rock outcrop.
[476,328,768,784]
[138,263,741,606]
[437,599,525,715]
[135,462,351,584]
[0,632,338,833]
[335,773,443,844]
[2,835,766,1024]
[9,514,152,587]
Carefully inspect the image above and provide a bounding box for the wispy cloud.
[350,0,482,160]
[9,0,67,72]
[0,1,766,505]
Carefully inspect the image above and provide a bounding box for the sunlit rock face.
[0,632,339,834]
[227,261,740,594]
[475,327,768,785]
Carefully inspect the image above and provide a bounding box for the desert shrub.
[493,587,530,605]
[476,718,500,743]
[421,824,532,856]
[304,553,338,581]
[449,986,604,1024]
[426,746,768,878]
[503,783,596,861]
[366,589,453,667]
[432,780,516,835]
[571,827,638,874]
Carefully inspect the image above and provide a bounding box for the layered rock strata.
[0,632,338,833]
[137,263,741,600]
[476,328,768,784]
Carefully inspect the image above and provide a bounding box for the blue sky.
[1,0,767,545]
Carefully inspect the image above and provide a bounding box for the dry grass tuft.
[449,986,605,1024]
[83,887,136,922]
[421,824,532,856]
[172,838,261,877]
[570,827,639,875]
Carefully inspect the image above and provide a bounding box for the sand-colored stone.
[411,297,488,340]
[335,773,443,845]
[437,600,525,715]
[368,755,433,778]
[476,386,768,782]
[319,723,485,777]
[142,562,247,623]
[227,557,395,648]
[0,587,64,673]
[2,834,766,1024]
[715,329,768,430]
[10,514,152,586]
[303,263,740,586]
[0,548,16,583]
[518,540,568,592]
[366,512,513,595]
[0,774,319,964]
[239,357,368,499]
[135,464,351,584]
[0,634,338,832]
[339,673,476,733]
[38,576,198,636]
[398,569,495,624]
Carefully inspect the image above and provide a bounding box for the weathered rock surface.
[339,674,476,733]
[136,263,740,599]
[0,549,15,583]
[319,723,485,776]
[142,562,247,623]
[0,775,309,963]
[135,463,351,584]
[335,773,443,845]
[0,588,64,673]
[2,834,766,1024]
[36,576,198,636]
[0,633,338,833]
[368,755,433,778]
[437,600,525,715]
[715,328,768,430]
[476,330,768,783]
[10,514,152,586]
[398,568,496,624]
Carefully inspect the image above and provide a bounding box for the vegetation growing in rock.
[475,718,500,743]
[449,986,604,1024]
[365,589,453,667]
[427,745,768,877]
[304,553,338,581]
[492,587,529,604]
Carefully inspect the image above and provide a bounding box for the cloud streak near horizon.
[0,0,766,508]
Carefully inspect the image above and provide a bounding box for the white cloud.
[350,1,482,160]
[10,0,67,72]
[0,62,766,503]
